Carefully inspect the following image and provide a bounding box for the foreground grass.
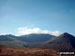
[0,46,59,56]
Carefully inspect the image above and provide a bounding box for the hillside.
[16,34,55,43]
[39,32,75,51]
[0,34,27,48]
[0,34,55,43]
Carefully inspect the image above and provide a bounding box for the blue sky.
[0,0,75,36]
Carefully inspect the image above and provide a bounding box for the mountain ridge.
[0,32,75,52]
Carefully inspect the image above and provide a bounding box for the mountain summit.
[58,32,75,38]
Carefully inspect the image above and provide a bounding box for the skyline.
[0,0,75,36]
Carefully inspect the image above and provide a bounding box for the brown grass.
[0,46,59,56]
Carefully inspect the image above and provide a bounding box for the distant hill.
[0,34,27,48]
[0,34,55,48]
[0,34,55,43]
[16,34,55,43]
[0,34,16,41]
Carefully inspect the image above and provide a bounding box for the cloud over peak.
[16,26,62,36]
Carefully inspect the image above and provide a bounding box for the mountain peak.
[59,32,74,38]
[63,32,70,35]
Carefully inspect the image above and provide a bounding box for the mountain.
[0,32,75,52]
[16,34,55,43]
[0,34,27,48]
[0,34,16,41]
[0,34,55,48]
[0,34,55,43]
[38,32,75,51]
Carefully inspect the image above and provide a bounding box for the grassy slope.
[0,46,59,56]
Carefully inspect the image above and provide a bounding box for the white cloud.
[0,33,10,35]
[16,26,62,36]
